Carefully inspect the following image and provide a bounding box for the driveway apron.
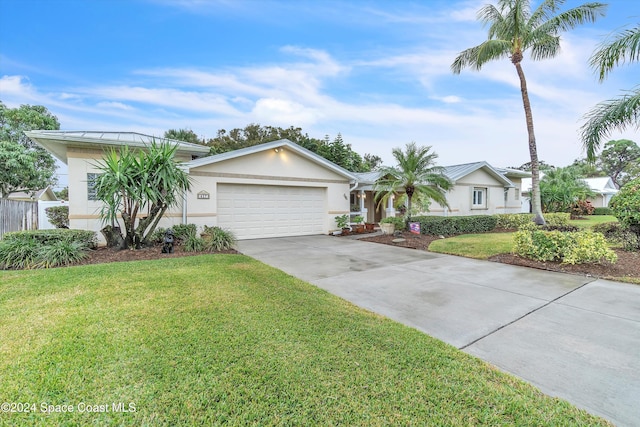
[237,235,640,427]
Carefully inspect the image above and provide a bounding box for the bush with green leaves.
[45,205,69,228]
[380,216,406,230]
[202,226,236,251]
[172,224,198,242]
[495,214,533,230]
[0,229,95,269]
[593,222,640,251]
[411,215,497,236]
[592,207,612,215]
[570,199,595,218]
[610,178,640,238]
[543,213,570,227]
[513,223,616,264]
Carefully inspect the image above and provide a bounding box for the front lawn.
[428,232,514,259]
[0,256,609,426]
[569,215,618,229]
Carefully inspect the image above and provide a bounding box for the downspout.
[182,191,187,224]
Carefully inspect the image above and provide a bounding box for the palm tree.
[581,24,640,160]
[451,0,606,225]
[539,167,594,213]
[374,143,452,221]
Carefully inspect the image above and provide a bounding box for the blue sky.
[1,0,638,188]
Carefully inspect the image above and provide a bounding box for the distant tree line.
[164,124,383,173]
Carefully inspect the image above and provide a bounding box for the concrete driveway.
[237,235,640,427]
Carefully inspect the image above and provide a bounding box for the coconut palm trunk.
[513,59,544,224]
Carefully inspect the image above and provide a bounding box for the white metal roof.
[24,130,210,164]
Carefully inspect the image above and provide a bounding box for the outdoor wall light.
[274,147,282,153]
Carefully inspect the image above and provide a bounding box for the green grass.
[429,232,515,259]
[0,256,610,426]
[569,215,618,229]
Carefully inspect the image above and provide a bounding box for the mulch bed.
[360,231,640,281]
[77,244,239,266]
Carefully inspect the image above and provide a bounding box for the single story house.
[350,162,529,223]
[25,131,355,242]
[26,130,530,242]
[520,174,618,212]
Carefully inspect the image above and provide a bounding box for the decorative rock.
[392,238,406,243]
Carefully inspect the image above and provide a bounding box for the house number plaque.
[197,191,210,200]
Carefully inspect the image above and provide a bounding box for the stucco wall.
[187,149,351,232]
[423,171,523,216]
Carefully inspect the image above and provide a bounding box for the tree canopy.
[452,0,606,225]
[171,123,379,172]
[598,139,640,188]
[0,101,59,197]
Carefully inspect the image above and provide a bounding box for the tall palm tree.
[374,143,452,221]
[581,24,640,160]
[452,0,606,225]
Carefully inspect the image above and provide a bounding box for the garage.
[217,183,326,240]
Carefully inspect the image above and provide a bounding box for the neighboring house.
[7,186,64,230]
[520,174,618,212]
[351,162,529,223]
[25,131,355,242]
[7,186,58,202]
[583,177,618,207]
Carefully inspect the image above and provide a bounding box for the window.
[472,187,487,208]
[87,173,99,200]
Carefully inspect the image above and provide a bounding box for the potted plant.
[365,222,375,232]
[334,214,350,235]
[352,215,365,233]
[380,216,405,235]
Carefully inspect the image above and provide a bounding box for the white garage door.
[217,184,326,240]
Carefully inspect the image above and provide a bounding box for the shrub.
[335,215,349,229]
[495,213,533,230]
[610,178,640,238]
[172,224,198,244]
[0,229,95,269]
[593,207,612,215]
[411,215,497,236]
[36,240,89,268]
[183,234,205,252]
[513,223,616,264]
[45,205,69,228]
[543,213,570,227]
[570,200,594,218]
[2,229,97,249]
[380,216,406,230]
[540,224,579,232]
[202,226,236,252]
[593,222,640,251]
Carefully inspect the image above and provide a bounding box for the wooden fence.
[0,199,38,239]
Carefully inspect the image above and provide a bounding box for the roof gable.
[444,162,515,187]
[185,139,357,181]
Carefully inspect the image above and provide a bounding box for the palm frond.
[590,24,640,81]
[580,87,640,160]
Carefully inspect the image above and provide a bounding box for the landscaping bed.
[361,231,640,282]
[77,244,239,266]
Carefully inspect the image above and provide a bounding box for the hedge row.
[494,213,570,229]
[0,229,97,269]
[410,215,497,236]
